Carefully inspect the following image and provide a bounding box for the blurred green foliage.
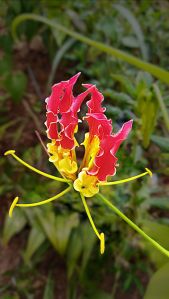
[0,0,169,298]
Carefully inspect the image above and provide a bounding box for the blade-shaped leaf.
[144,262,169,299]
[66,227,83,278]
[151,135,169,152]
[142,220,169,268]
[36,208,79,255]
[43,274,54,299]
[114,4,148,60]
[81,223,97,272]
[23,226,46,263]
[2,208,27,244]
[12,13,169,85]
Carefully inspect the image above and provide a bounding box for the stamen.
[9,197,19,218]
[99,168,152,186]
[80,193,105,254]
[98,193,169,259]
[4,150,70,183]
[145,168,152,177]
[100,232,105,254]
[9,186,71,216]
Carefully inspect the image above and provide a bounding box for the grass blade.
[153,83,169,131]
[114,4,148,60]
[12,13,169,85]
[47,37,75,90]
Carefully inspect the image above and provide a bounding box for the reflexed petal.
[47,82,66,114]
[88,120,133,181]
[46,73,93,150]
[84,84,105,113]
[47,122,58,139]
[47,73,81,115]
[85,113,112,139]
[46,112,59,140]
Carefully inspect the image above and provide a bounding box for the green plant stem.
[153,83,169,131]
[98,193,169,258]
[12,13,169,85]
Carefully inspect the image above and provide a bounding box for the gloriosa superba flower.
[5,73,169,257]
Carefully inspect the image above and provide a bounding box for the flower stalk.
[98,193,169,258]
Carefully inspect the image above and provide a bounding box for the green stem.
[153,83,169,131]
[98,193,169,258]
[12,13,169,85]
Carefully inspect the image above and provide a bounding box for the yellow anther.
[145,168,153,177]
[4,150,16,156]
[9,197,19,218]
[100,232,105,254]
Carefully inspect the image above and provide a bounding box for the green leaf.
[2,208,27,244]
[104,89,134,105]
[47,37,75,89]
[111,73,136,97]
[66,228,83,278]
[114,4,148,60]
[136,83,158,148]
[12,13,169,85]
[151,135,169,152]
[144,262,169,299]
[122,36,139,48]
[84,290,112,299]
[43,274,54,299]
[153,84,169,132]
[0,54,12,76]
[35,208,59,252]
[0,119,19,140]
[66,222,97,277]
[4,71,27,102]
[141,98,158,148]
[145,197,169,210]
[0,35,12,53]
[23,226,46,263]
[81,223,97,272]
[142,220,169,268]
[1,294,20,299]
[36,209,79,255]
[54,213,79,255]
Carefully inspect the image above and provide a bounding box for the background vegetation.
[0,0,169,298]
